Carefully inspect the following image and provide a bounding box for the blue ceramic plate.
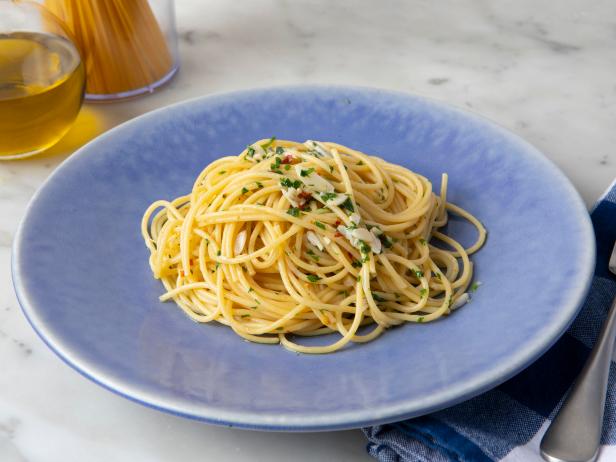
[12,86,594,431]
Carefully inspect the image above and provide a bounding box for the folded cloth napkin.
[363,180,616,462]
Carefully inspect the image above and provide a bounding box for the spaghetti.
[44,0,173,96]
[141,139,486,354]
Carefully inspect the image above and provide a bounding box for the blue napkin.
[363,180,616,462]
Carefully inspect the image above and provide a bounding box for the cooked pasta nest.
[142,139,486,353]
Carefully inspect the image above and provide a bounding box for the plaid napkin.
[363,180,616,462]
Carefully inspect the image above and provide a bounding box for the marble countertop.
[2,0,616,460]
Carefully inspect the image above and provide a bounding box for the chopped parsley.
[287,207,302,217]
[380,235,393,249]
[413,269,424,278]
[329,165,334,173]
[306,249,319,262]
[240,314,250,318]
[241,187,249,195]
[261,136,276,150]
[419,288,427,298]
[300,168,315,177]
[357,160,364,166]
[306,274,321,283]
[248,287,254,293]
[215,262,220,270]
[419,238,427,246]
[321,192,337,202]
[270,156,283,173]
[470,282,481,292]
[341,197,355,212]
[280,177,302,189]
[246,146,256,158]
[256,181,264,188]
[417,316,425,323]
[275,146,285,155]
[434,272,442,279]
[314,221,326,230]
[216,250,221,256]
[358,241,371,262]
[351,259,363,268]
[371,292,386,302]
[284,164,291,170]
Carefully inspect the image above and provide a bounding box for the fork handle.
[540,296,616,462]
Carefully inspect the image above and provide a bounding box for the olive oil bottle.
[0,31,85,159]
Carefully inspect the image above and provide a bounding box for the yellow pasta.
[141,139,486,353]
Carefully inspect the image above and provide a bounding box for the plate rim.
[11,85,596,431]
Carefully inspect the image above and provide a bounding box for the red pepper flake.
[281,154,294,164]
[334,231,343,238]
[298,191,312,200]
[334,219,341,226]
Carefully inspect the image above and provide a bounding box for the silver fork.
[540,242,616,462]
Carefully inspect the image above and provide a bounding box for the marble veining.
[1,0,616,460]
[0,417,20,440]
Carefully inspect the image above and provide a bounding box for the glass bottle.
[0,0,85,159]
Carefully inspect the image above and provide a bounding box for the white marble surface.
[2,0,616,460]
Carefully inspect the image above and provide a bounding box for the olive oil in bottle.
[0,31,85,159]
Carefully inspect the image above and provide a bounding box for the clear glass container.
[43,0,179,101]
[0,0,85,159]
